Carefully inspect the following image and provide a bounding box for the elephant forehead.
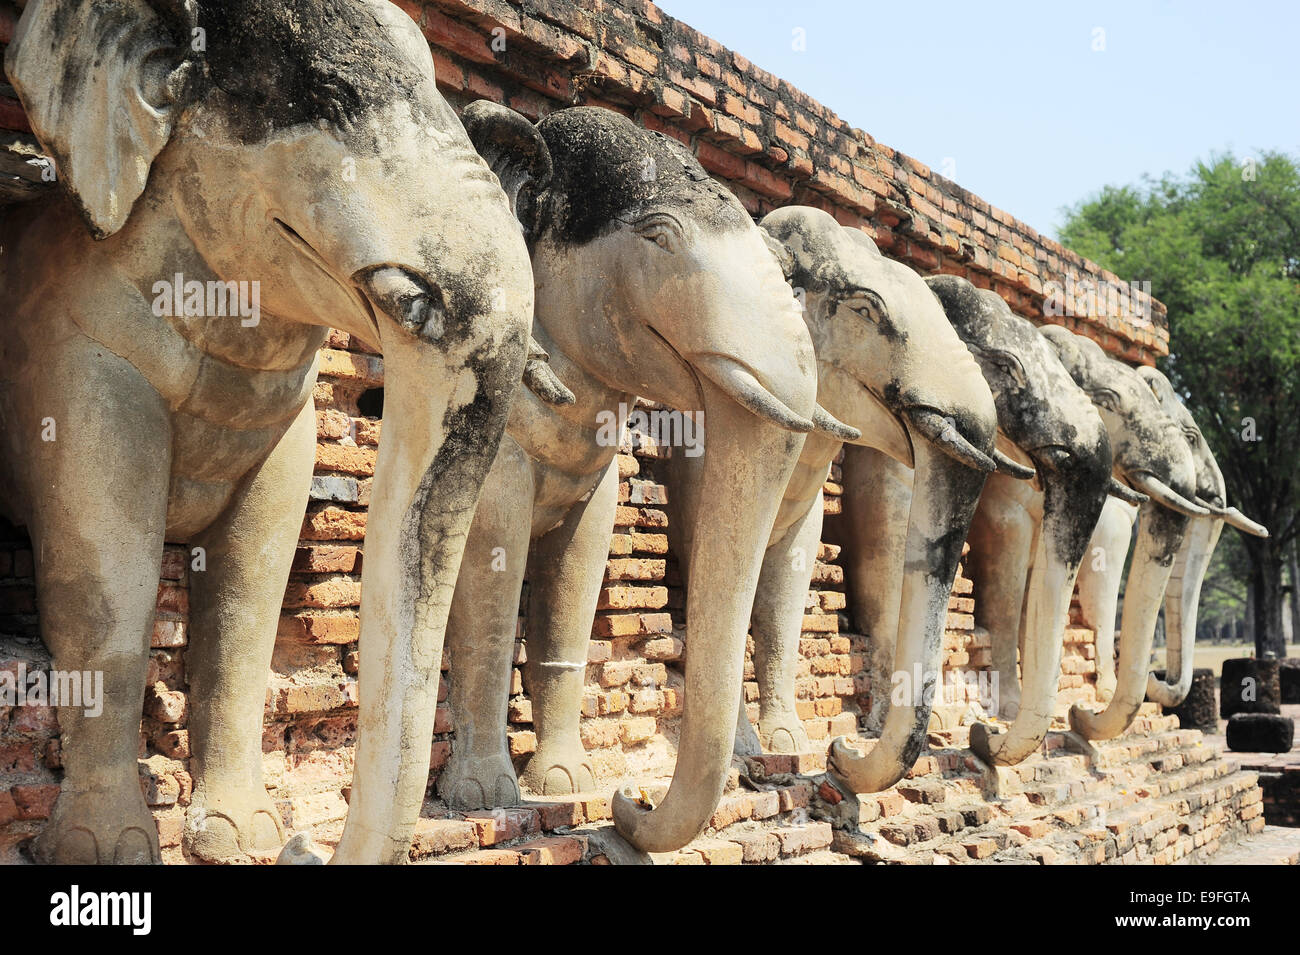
[792,226,876,295]
[196,0,436,141]
[1112,362,1168,412]
[997,316,1093,401]
[533,108,747,244]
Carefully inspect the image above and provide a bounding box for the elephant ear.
[5,0,194,239]
[1038,325,1088,386]
[461,100,553,235]
[839,224,883,258]
[759,227,795,281]
[1135,364,1177,407]
[459,101,572,406]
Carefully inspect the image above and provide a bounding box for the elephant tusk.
[522,336,575,405]
[1125,472,1211,517]
[812,405,861,442]
[1222,506,1269,538]
[1106,477,1149,506]
[905,407,996,473]
[992,449,1035,481]
[689,354,815,434]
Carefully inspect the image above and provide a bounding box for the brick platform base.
[220,706,1264,866]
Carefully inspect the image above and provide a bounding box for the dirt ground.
[1152,643,1300,673]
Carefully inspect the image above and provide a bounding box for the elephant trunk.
[827,436,988,792]
[329,324,523,864]
[1146,516,1223,707]
[971,464,1106,765]
[1070,503,1189,740]
[612,381,807,852]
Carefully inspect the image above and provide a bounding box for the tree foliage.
[1060,151,1300,656]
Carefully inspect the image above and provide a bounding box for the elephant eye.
[631,214,683,254]
[843,289,887,325]
[997,356,1027,388]
[1089,388,1120,412]
[970,346,1026,390]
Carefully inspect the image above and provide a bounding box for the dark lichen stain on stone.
[527,107,747,246]
[763,212,911,346]
[413,333,526,595]
[926,275,1115,569]
[179,1,432,142]
[414,233,500,344]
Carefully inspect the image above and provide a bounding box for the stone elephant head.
[459,105,838,853]
[754,206,1004,794]
[1040,327,1208,740]
[4,0,534,864]
[1137,366,1267,708]
[927,277,1139,765]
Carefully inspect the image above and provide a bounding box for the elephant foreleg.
[743,492,824,755]
[832,444,914,734]
[184,399,317,860]
[25,340,171,864]
[520,458,619,796]
[1072,503,1185,740]
[965,477,1035,722]
[438,437,535,810]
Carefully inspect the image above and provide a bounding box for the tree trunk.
[1287,542,1300,651]
[1246,540,1287,660]
[1244,579,1257,648]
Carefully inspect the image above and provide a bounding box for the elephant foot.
[438,747,522,809]
[31,782,160,865]
[520,738,596,796]
[184,785,285,862]
[759,714,810,754]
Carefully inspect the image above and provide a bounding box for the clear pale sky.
[656,0,1299,239]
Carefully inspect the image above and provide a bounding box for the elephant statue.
[436,105,847,854]
[0,0,535,864]
[710,206,1010,795]
[1040,327,1211,741]
[1125,368,1266,707]
[925,277,1147,766]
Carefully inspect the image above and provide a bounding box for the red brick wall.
[397,0,1167,365]
[0,0,1148,861]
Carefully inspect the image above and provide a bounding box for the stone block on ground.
[1280,659,1300,705]
[1226,713,1294,754]
[1220,658,1282,718]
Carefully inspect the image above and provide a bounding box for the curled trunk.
[612,382,807,852]
[1146,516,1222,707]
[971,468,1104,764]
[1070,503,1188,740]
[827,437,988,791]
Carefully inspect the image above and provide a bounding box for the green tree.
[1060,151,1300,659]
